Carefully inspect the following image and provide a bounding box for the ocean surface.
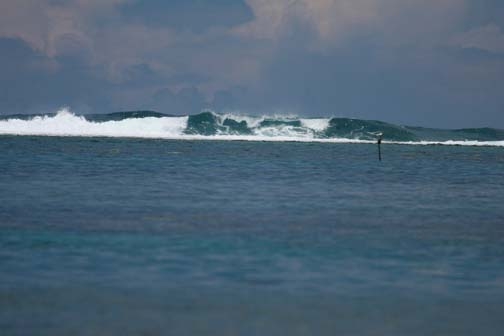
[1,111,504,335]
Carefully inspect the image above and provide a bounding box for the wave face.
[1,108,503,146]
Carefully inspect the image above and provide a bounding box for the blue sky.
[1,0,503,127]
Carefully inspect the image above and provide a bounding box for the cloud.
[0,0,50,52]
[0,1,503,127]
[0,37,113,114]
[119,0,253,32]
[235,0,466,48]
[453,23,504,54]
[463,0,504,30]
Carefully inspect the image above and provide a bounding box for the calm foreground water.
[1,135,504,335]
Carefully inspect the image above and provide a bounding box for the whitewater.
[0,108,503,147]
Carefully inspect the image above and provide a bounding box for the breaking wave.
[0,108,503,147]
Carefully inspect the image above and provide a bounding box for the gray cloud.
[1,0,503,127]
[119,0,253,32]
[0,37,113,114]
[453,23,504,54]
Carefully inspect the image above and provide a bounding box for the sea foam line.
[0,108,503,147]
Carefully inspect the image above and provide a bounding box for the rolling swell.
[0,108,503,146]
[185,112,252,135]
[326,118,418,141]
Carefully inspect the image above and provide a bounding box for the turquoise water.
[1,135,504,335]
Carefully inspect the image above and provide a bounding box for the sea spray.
[1,108,503,146]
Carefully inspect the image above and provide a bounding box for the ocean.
[1,110,504,335]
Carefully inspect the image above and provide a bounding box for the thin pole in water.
[377,135,382,161]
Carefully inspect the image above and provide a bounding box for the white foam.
[0,108,188,139]
[392,140,504,147]
[253,125,314,138]
[300,118,330,131]
[1,108,503,147]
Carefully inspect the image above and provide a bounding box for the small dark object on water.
[377,135,382,161]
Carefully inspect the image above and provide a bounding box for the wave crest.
[0,108,503,146]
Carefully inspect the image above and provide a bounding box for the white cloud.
[453,23,504,54]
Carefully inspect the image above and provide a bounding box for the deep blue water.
[1,135,504,335]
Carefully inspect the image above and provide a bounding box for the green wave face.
[222,118,252,135]
[185,111,224,135]
[259,119,302,128]
[184,113,421,141]
[182,112,504,142]
[325,118,418,141]
[185,112,254,135]
[452,128,504,141]
[405,127,504,142]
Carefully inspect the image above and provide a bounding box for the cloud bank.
[1,0,503,127]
